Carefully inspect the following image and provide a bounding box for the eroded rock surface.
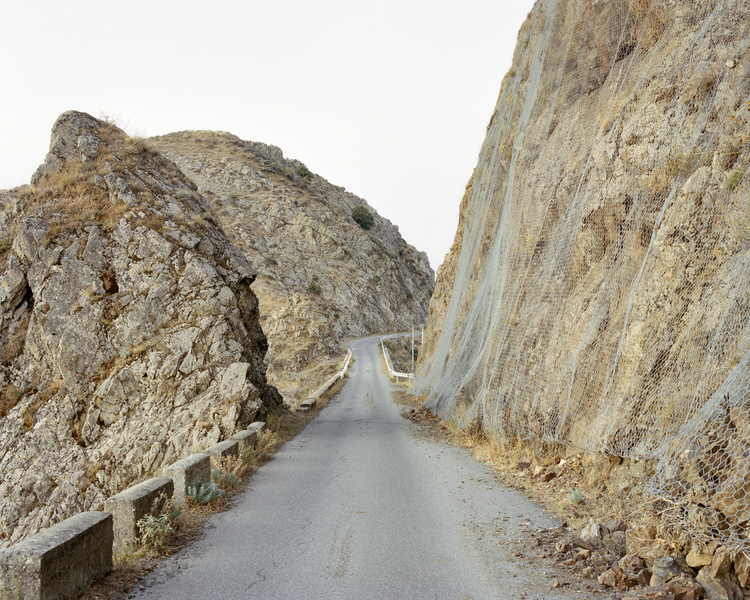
[0,111,279,547]
[149,131,434,399]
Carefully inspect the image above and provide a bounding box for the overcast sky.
[1,0,536,270]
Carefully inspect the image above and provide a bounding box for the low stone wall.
[0,422,267,599]
[0,512,112,600]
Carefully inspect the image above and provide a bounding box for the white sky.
[1,0,536,271]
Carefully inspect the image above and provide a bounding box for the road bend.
[134,336,574,600]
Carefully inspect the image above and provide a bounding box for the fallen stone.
[641,577,704,600]
[580,518,603,544]
[708,547,733,580]
[686,547,714,568]
[619,553,648,575]
[696,563,742,600]
[574,549,591,561]
[598,567,620,588]
[573,537,595,551]
[651,555,683,586]
[581,566,595,579]
[732,552,750,588]
[604,519,627,534]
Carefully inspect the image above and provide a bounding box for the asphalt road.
[134,336,575,600]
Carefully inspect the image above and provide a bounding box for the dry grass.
[0,384,22,418]
[19,379,64,430]
[80,390,344,599]
[394,388,651,535]
[80,501,217,600]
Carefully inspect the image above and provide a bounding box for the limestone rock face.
[0,111,278,547]
[418,0,750,550]
[149,132,434,398]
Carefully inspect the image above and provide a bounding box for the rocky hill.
[0,110,434,548]
[418,0,750,558]
[0,112,280,547]
[149,131,434,399]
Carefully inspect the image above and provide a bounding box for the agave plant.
[211,468,241,490]
[186,481,225,505]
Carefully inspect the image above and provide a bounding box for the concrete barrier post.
[162,454,211,504]
[230,429,258,452]
[203,439,239,462]
[104,477,174,552]
[0,511,112,600]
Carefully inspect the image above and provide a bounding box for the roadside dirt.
[393,389,654,599]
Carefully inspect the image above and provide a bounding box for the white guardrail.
[380,334,414,382]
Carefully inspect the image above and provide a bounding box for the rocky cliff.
[418,0,750,550]
[0,112,280,547]
[148,131,434,399]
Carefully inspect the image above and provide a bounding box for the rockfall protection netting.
[416,0,750,550]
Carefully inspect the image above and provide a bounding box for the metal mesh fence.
[416,0,750,551]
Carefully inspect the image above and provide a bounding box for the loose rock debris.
[397,391,750,599]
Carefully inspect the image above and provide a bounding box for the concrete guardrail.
[0,511,112,600]
[0,422,266,599]
[297,348,353,412]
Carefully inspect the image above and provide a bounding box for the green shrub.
[295,163,313,184]
[568,488,584,504]
[308,273,321,295]
[351,205,375,230]
[186,481,225,505]
[727,166,746,191]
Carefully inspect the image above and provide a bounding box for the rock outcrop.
[148,131,434,399]
[0,111,279,547]
[418,0,750,554]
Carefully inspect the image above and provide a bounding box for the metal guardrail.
[380,334,414,382]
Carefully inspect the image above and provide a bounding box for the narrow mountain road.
[134,336,576,600]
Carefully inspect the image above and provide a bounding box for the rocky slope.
[148,131,434,399]
[0,112,280,548]
[419,0,750,557]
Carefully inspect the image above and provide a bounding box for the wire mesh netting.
[417,0,750,550]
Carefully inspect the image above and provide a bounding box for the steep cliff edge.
[0,112,279,547]
[149,132,434,399]
[419,0,750,550]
